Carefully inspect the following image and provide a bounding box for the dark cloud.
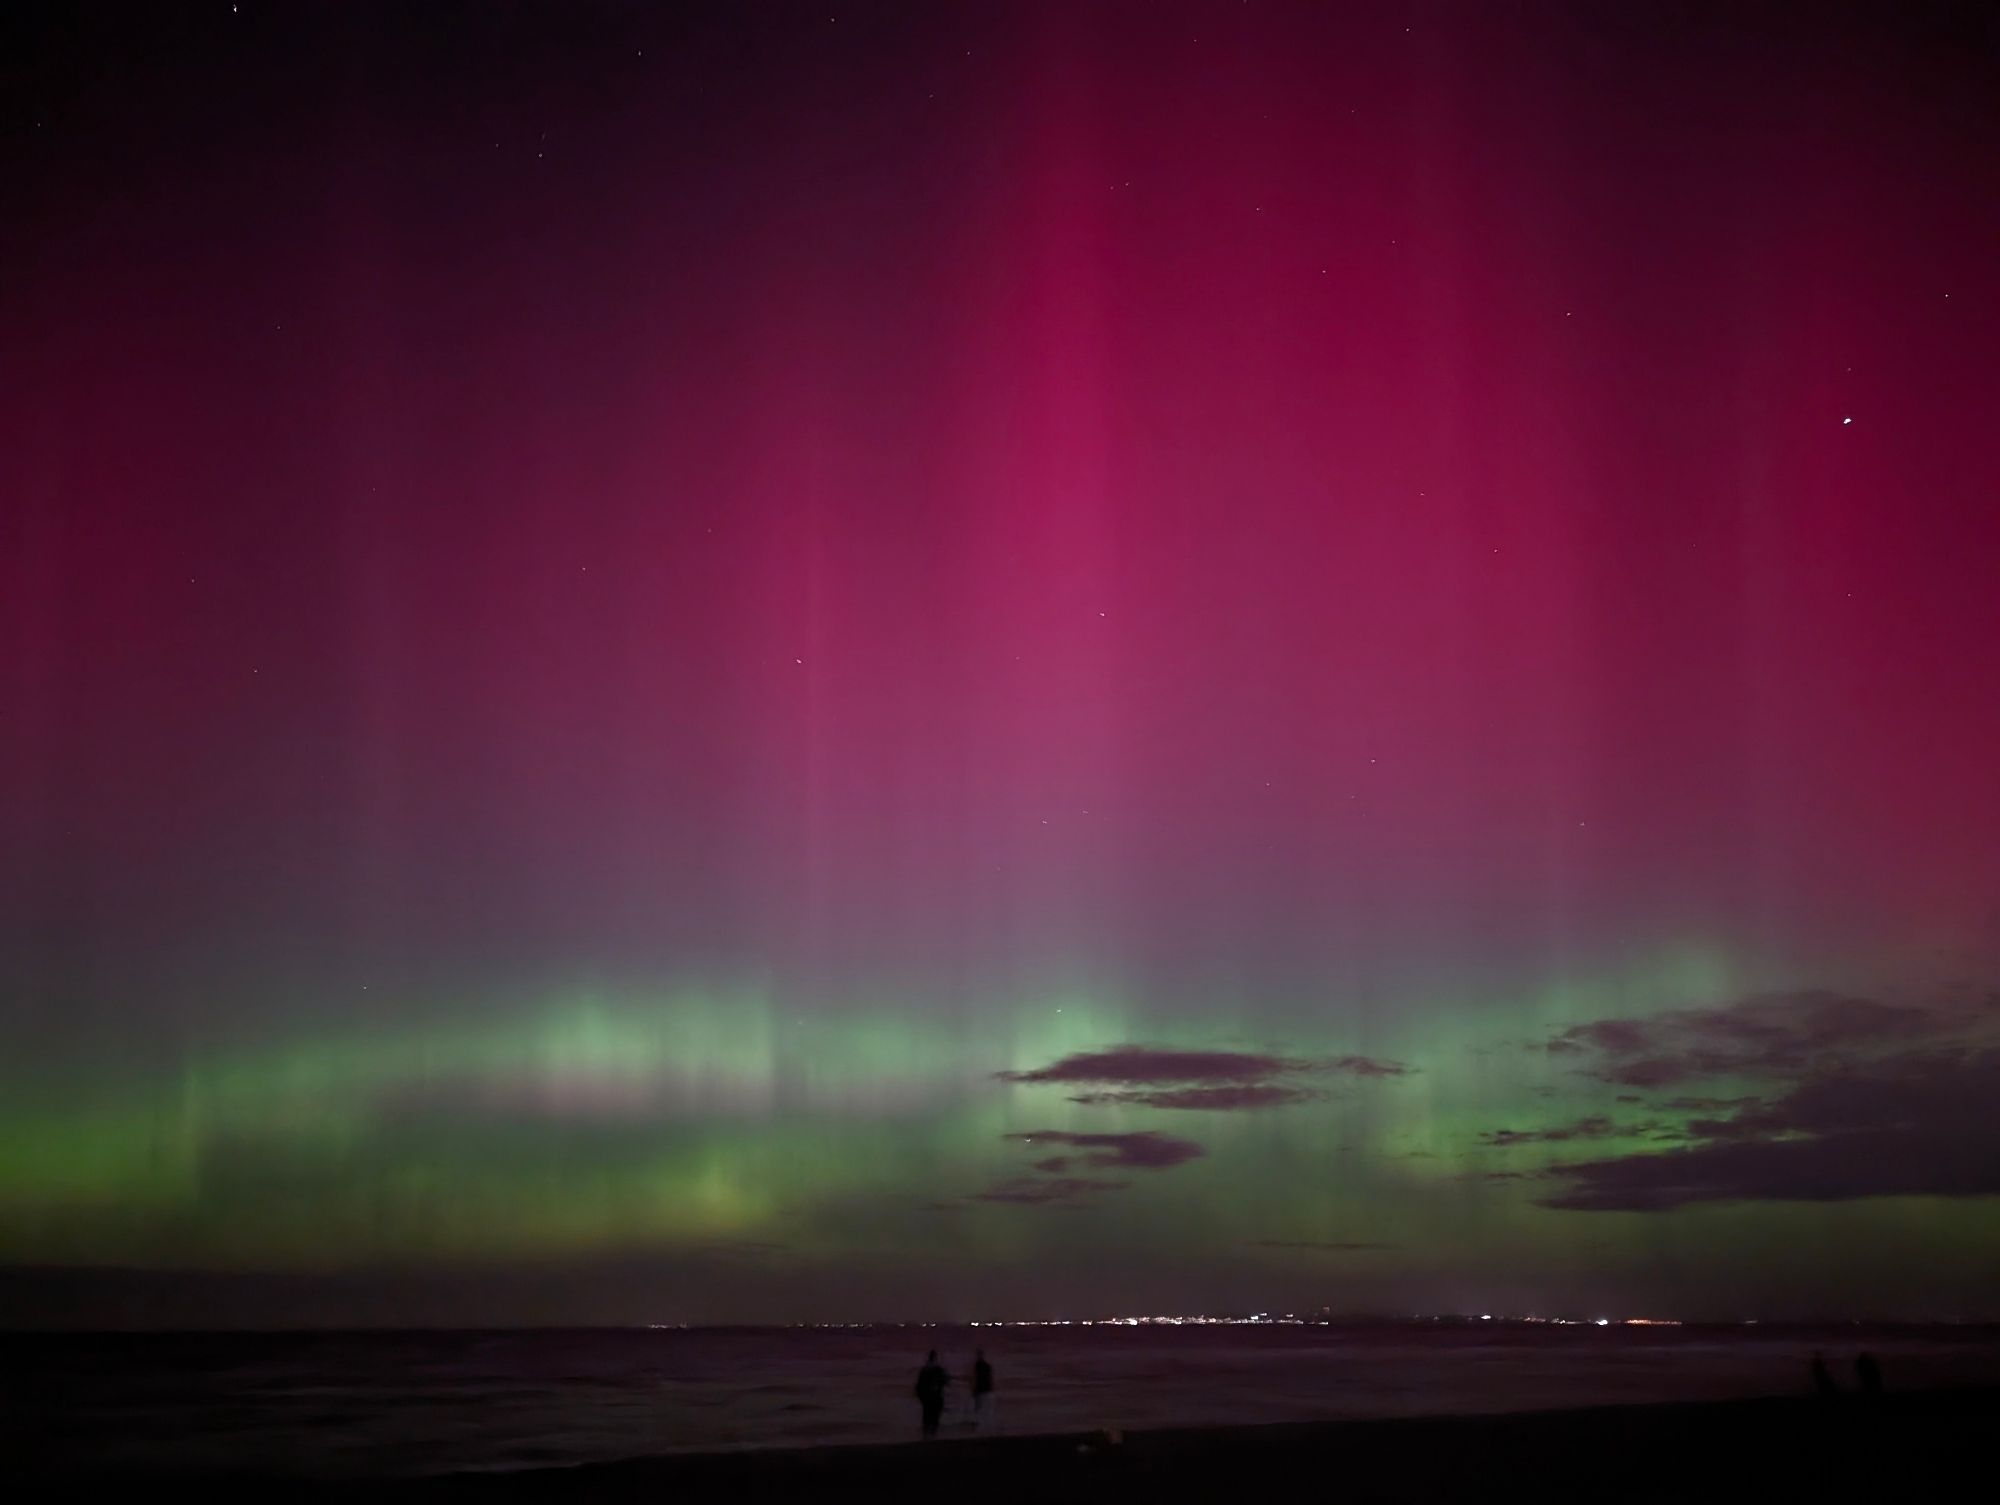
[1478,1114,1621,1147]
[1543,991,1946,1087]
[1657,1095,1762,1112]
[1543,1130,2000,1210]
[973,1177,1127,1206]
[1329,1054,1410,1078]
[970,1129,1205,1207]
[1543,1048,2000,1211]
[1005,1130,1205,1170]
[1595,1058,1685,1088]
[1549,1018,1650,1056]
[999,1046,1310,1086]
[1068,1084,1319,1111]
[998,1043,1407,1111]
[1250,1240,1396,1252]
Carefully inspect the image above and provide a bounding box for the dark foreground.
[95,1387,2000,1503]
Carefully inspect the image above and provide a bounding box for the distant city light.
[785,1311,1688,1331]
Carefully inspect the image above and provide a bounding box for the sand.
[192,1386,1996,1502]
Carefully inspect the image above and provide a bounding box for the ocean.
[9,1323,1998,1478]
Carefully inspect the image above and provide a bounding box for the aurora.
[4,1,1999,1326]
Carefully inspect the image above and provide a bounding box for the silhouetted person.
[1811,1351,1840,1398]
[971,1349,994,1429]
[1855,1351,1882,1396]
[914,1349,950,1438]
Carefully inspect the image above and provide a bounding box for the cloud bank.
[964,1129,1206,1208]
[1527,991,2000,1211]
[999,1044,1408,1110]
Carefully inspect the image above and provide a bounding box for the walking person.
[914,1349,950,1438]
[1854,1351,1883,1396]
[971,1348,995,1430]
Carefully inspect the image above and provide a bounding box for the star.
[1842,416,1853,426]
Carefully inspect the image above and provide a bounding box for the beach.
[134,1388,2000,1502]
[16,1324,2000,1490]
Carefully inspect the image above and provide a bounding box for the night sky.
[4,2,2000,1327]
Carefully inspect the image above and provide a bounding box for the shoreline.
[90,1386,2000,1501]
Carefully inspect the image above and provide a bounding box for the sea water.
[9,1323,1998,1478]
